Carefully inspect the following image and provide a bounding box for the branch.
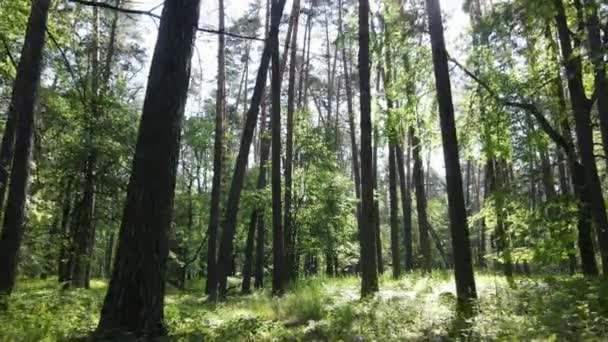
[45,29,88,106]
[447,54,576,160]
[69,0,265,42]
[0,34,17,70]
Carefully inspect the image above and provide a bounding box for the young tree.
[425,0,477,302]
[0,0,51,296]
[96,0,201,336]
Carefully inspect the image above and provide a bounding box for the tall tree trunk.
[104,232,114,279]
[270,0,285,295]
[0,0,51,296]
[298,11,312,108]
[215,0,288,296]
[284,0,300,283]
[411,126,431,271]
[205,0,226,300]
[425,0,477,302]
[545,21,597,276]
[373,126,383,274]
[358,0,379,297]
[388,145,401,278]
[244,100,270,293]
[554,0,608,274]
[583,0,608,172]
[396,144,413,272]
[71,3,101,289]
[96,0,200,336]
[58,179,74,283]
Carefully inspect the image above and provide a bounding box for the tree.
[215,0,287,296]
[358,0,379,297]
[205,0,226,300]
[95,0,201,336]
[0,0,51,297]
[553,0,608,274]
[284,0,301,283]
[425,0,476,302]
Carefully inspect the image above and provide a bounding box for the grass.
[1,272,607,341]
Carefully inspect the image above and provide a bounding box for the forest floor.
[1,272,608,341]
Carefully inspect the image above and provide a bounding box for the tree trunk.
[358,0,379,297]
[0,0,51,296]
[255,97,270,289]
[244,100,270,293]
[554,0,608,274]
[205,0,227,300]
[425,0,477,302]
[396,144,413,272]
[270,0,285,295]
[104,232,114,279]
[583,0,608,173]
[411,126,431,271]
[284,0,300,283]
[388,145,401,278]
[96,0,200,336]
[215,0,287,296]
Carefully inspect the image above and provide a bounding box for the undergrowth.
[1,272,607,341]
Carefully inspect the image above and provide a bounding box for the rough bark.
[284,0,300,283]
[388,145,401,278]
[205,0,227,300]
[410,126,431,271]
[270,0,285,295]
[255,98,270,289]
[582,0,608,172]
[358,0,379,297]
[0,0,51,296]
[396,144,413,272]
[96,0,200,336]
[425,0,477,302]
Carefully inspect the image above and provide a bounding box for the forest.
[0,0,608,340]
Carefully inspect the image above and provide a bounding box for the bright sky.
[131,0,469,100]
[129,0,470,174]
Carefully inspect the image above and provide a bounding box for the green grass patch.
[1,273,607,341]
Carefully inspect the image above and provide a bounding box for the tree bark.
[205,0,227,300]
[0,0,51,296]
[411,126,431,271]
[270,0,285,295]
[582,0,608,173]
[425,0,477,302]
[358,0,379,297]
[284,0,300,283]
[96,0,200,336]
[396,144,413,272]
[388,145,401,278]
